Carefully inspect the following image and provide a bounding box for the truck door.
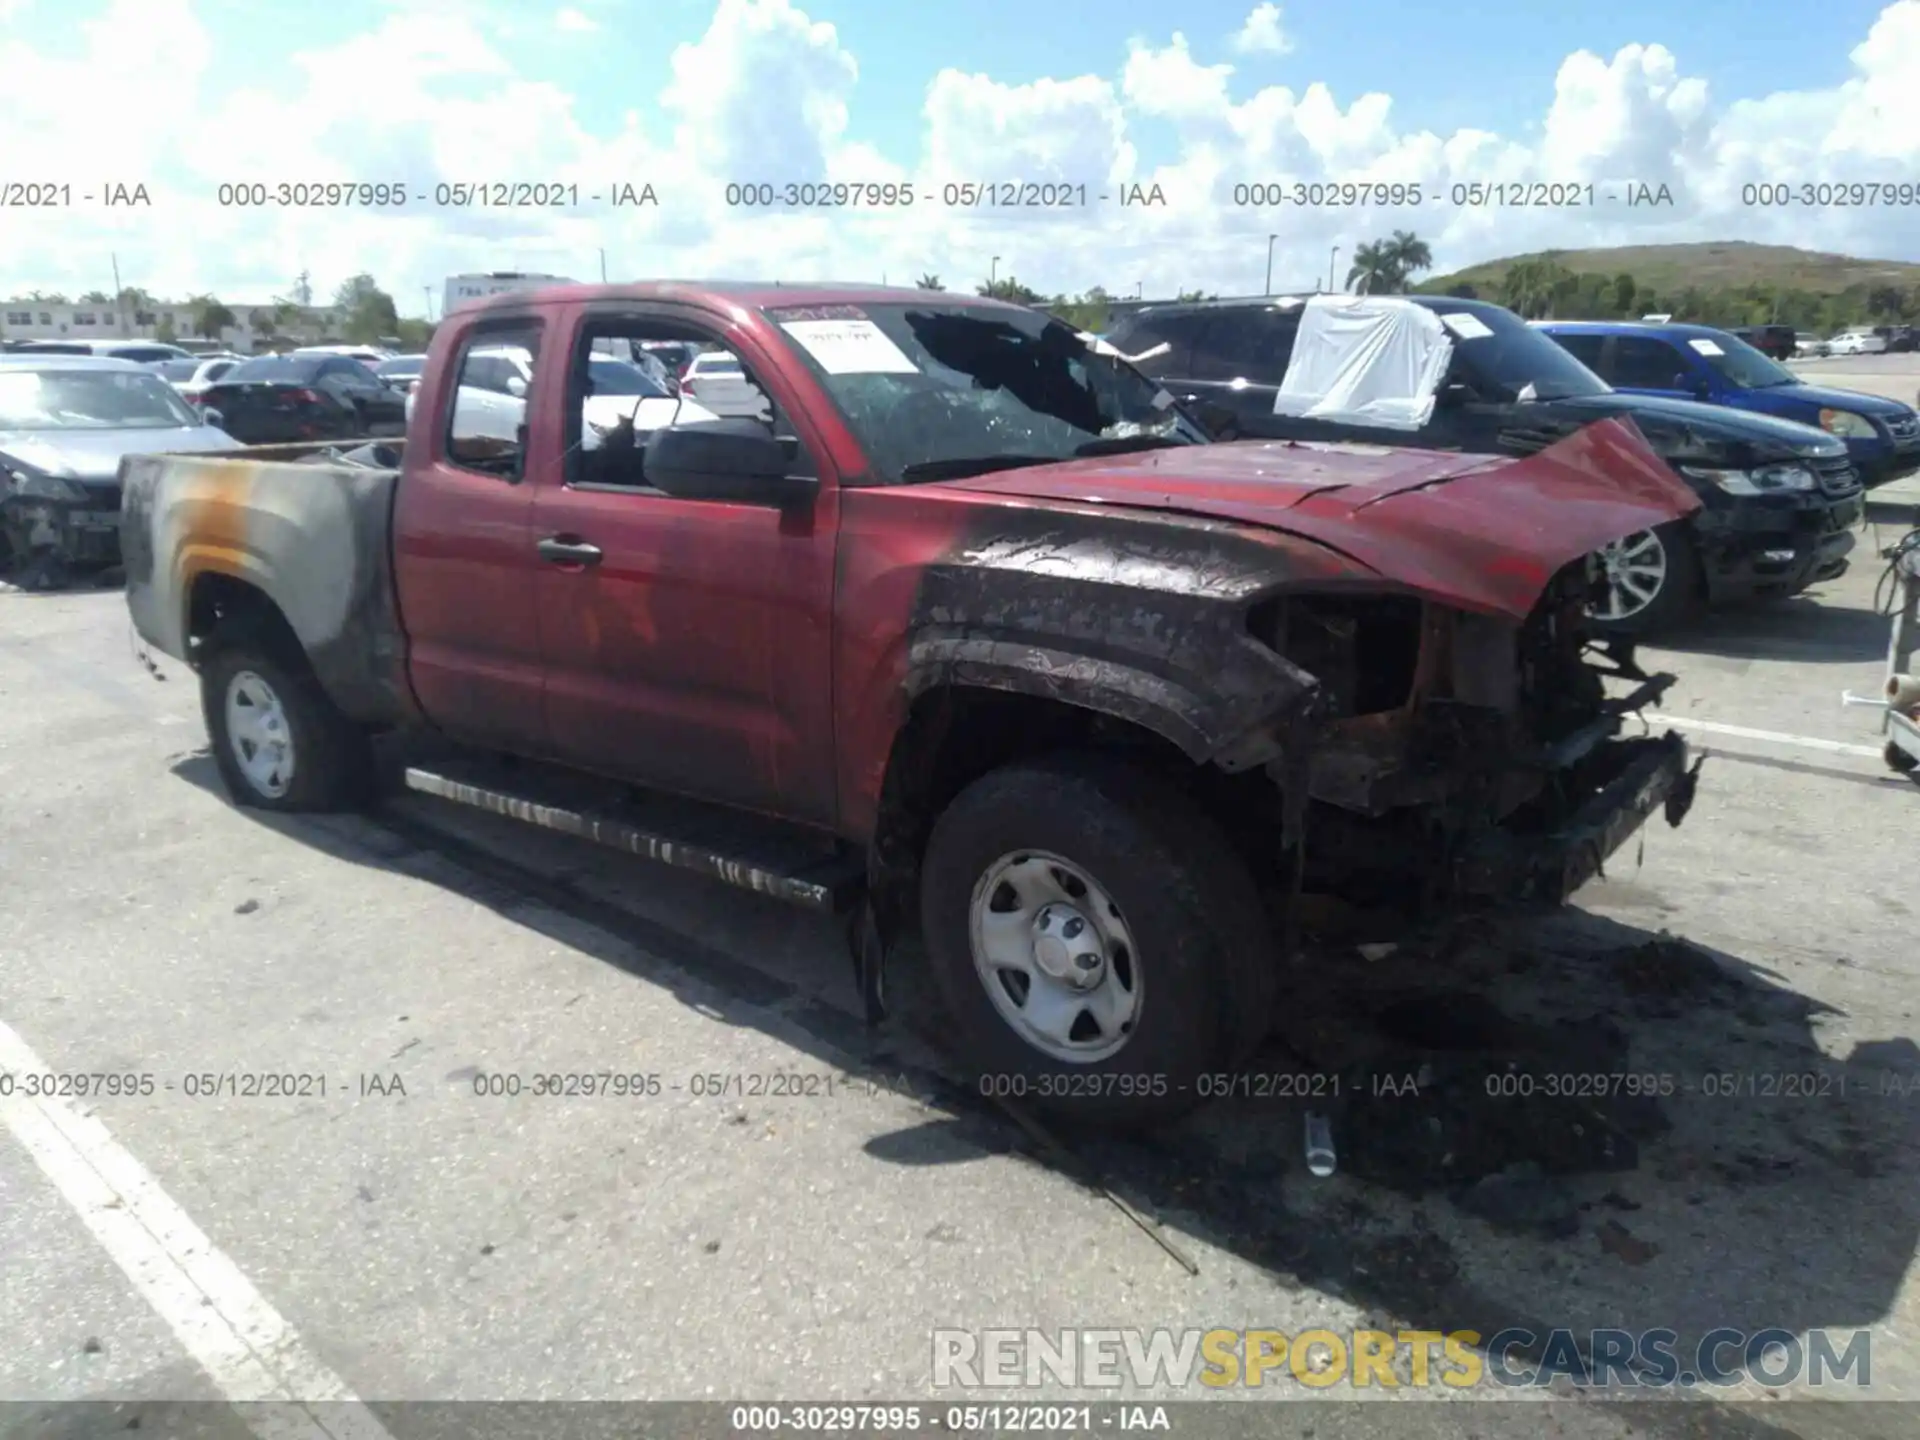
[392,316,550,751]
[528,306,840,826]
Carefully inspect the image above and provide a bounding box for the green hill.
[1421,242,1920,297]
[1412,242,1920,329]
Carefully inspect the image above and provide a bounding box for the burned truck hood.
[940,417,1700,621]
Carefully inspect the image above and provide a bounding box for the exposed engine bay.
[1256,561,1697,915]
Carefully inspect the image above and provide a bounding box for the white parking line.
[1644,713,1883,759]
[0,1020,395,1440]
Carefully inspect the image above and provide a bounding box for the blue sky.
[144,0,1893,162]
[3,0,1918,307]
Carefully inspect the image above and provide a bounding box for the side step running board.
[402,764,865,914]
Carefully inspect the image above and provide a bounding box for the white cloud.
[1232,3,1294,56]
[555,6,597,32]
[4,0,1920,308]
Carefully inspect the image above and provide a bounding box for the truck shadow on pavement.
[168,751,1920,1428]
[1651,597,1891,665]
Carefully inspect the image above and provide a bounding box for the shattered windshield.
[0,368,202,430]
[764,302,1207,482]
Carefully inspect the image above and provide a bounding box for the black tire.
[1586,520,1700,639]
[200,623,373,812]
[1886,740,1918,775]
[919,753,1280,1129]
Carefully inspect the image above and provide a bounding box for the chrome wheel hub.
[225,670,295,799]
[1592,530,1667,621]
[968,851,1140,1063]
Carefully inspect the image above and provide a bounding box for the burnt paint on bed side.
[120,448,415,725]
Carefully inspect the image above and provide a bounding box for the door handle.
[537,536,603,565]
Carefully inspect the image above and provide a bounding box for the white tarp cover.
[1271,294,1454,430]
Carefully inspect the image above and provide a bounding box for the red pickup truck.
[122,282,1703,1125]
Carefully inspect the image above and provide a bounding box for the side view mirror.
[202,408,225,429]
[645,421,817,507]
[505,376,528,399]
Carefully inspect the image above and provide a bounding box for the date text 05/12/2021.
[0,1069,924,1102]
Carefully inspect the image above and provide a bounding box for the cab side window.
[566,320,807,493]
[1548,331,1607,373]
[1610,335,1688,390]
[1111,313,1208,382]
[1190,308,1298,385]
[446,323,543,477]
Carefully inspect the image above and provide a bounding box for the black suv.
[1727,324,1797,361]
[1106,295,1864,634]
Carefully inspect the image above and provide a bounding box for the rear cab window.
[445,322,544,478]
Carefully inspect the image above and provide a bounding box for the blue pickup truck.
[1537,320,1920,486]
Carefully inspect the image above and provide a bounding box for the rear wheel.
[1586,521,1699,638]
[200,625,373,812]
[1886,740,1918,775]
[919,754,1279,1128]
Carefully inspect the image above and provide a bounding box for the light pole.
[599,248,608,282]
[1135,280,1143,299]
[1265,234,1278,295]
[990,255,1001,288]
[1328,244,1341,294]
[422,286,433,322]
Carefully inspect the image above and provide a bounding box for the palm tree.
[1345,241,1397,295]
[1384,231,1432,292]
[1497,256,1578,319]
[915,273,942,290]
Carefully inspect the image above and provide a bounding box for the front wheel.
[1586,521,1699,638]
[919,754,1279,1128]
[200,627,373,812]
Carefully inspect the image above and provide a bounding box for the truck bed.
[121,440,412,725]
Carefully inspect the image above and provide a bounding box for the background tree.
[1175,288,1217,302]
[915,274,943,290]
[395,318,435,351]
[79,290,111,304]
[1345,240,1397,294]
[976,275,1046,306]
[1051,284,1112,332]
[1384,231,1432,292]
[333,273,400,344]
[189,295,236,341]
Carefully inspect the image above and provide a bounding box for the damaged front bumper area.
[1,488,122,586]
[1274,572,1705,915]
[1452,731,1699,906]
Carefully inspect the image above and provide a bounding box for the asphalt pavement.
[4,389,1920,1437]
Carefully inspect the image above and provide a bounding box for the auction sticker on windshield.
[781,319,918,375]
[1688,338,1725,355]
[1439,312,1493,340]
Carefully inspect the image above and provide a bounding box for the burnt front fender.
[899,520,1330,769]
